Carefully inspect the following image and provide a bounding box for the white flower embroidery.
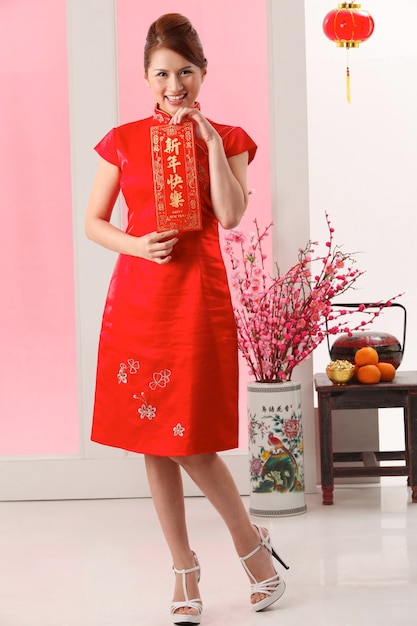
[173,423,185,437]
[149,369,172,390]
[138,404,156,420]
[117,358,140,384]
[153,111,166,123]
[127,358,140,374]
[134,392,156,421]
[117,363,127,384]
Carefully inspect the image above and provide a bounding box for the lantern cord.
[346,49,351,104]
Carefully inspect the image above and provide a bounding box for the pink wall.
[0,1,79,455]
[0,0,269,456]
[116,0,271,448]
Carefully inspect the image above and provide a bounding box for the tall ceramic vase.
[248,380,306,517]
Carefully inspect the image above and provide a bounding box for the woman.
[85,13,288,624]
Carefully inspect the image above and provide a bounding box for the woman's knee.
[170,452,217,471]
[145,454,177,471]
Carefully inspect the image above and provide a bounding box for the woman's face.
[145,47,206,117]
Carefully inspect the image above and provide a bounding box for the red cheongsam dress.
[90,105,257,456]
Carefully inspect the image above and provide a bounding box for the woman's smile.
[165,93,187,106]
[145,47,206,117]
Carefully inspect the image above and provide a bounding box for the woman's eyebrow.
[153,65,194,72]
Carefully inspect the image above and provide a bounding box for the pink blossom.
[225,230,246,244]
[224,214,401,383]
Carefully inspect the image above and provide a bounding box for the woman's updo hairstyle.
[144,13,208,74]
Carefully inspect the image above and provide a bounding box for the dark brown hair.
[144,13,208,74]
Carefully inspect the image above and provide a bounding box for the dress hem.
[90,436,239,457]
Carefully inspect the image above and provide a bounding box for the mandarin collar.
[152,102,201,123]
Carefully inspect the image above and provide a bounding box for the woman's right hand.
[134,230,179,264]
[86,158,179,262]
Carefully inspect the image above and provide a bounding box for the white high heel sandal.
[240,524,289,612]
[171,552,202,625]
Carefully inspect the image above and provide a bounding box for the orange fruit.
[356,364,381,384]
[354,346,379,367]
[376,362,396,382]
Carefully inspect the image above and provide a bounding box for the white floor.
[1,479,416,626]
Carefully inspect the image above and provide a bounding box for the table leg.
[408,391,417,503]
[322,486,334,505]
[318,393,334,505]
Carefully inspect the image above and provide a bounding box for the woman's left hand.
[170,107,219,144]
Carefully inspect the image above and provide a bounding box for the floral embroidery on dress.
[133,392,156,420]
[138,404,156,420]
[153,111,167,123]
[149,369,171,390]
[153,102,200,125]
[127,358,140,373]
[117,364,128,384]
[130,367,172,423]
[173,423,185,437]
[117,358,140,384]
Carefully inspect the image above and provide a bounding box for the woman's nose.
[168,74,182,92]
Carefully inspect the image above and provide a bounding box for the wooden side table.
[314,371,417,505]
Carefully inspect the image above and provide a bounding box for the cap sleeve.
[94,128,120,167]
[223,127,257,164]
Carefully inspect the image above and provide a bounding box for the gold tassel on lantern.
[346,50,351,104]
[346,66,351,104]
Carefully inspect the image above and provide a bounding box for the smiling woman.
[145,27,205,117]
[85,11,287,624]
[144,12,208,107]
[145,48,206,116]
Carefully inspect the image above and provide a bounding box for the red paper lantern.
[323,2,374,48]
[323,2,374,102]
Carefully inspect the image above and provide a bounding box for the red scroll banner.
[151,121,202,232]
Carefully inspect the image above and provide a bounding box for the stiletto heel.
[171,552,202,625]
[271,546,290,571]
[240,524,289,612]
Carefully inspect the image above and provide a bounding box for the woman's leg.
[144,454,200,616]
[172,452,280,604]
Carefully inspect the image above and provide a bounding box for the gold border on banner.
[151,121,202,232]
